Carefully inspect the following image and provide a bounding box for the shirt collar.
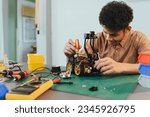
[120,30,131,48]
[107,31,131,48]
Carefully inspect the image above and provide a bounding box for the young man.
[64,1,150,75]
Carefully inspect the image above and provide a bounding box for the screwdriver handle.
[75,39,80,52]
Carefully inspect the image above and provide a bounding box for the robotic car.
[66,31,99,76]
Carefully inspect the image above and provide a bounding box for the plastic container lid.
[138,64,150,76]
[0,83,9,100]
[138,75,150,89]
[138,53,150,64]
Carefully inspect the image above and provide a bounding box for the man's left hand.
[94,57,122,75]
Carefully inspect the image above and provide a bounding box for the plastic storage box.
[27,54,45,72]
[28,63,45,72]
[138,64,150,76]
[138,75,150,88]
[27,54,44,63]
[138,53,150,64]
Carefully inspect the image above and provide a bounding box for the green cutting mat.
[4,73,139,100]
[51,74,139,100]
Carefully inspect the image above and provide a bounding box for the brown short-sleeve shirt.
[96,30,150,63]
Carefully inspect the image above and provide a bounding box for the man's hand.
[94,57,139,75]
[64,39,78,57]
[94,57,122,75]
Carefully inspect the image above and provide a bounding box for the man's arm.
[94,57,139,75]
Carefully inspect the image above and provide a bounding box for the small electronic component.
[51,66,61,75]
[89,86,98,91]
[59,69,72,79]
[82,85,86,88]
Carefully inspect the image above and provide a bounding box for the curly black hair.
[99,1,133,32]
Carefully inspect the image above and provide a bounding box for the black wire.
[10,65,22,71]
[29,66,51,74]
[36,72,50,78]
[29,67,55,79]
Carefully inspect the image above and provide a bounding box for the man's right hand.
[64,39,78,57]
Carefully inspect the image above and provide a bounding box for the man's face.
[103,28,126,44]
